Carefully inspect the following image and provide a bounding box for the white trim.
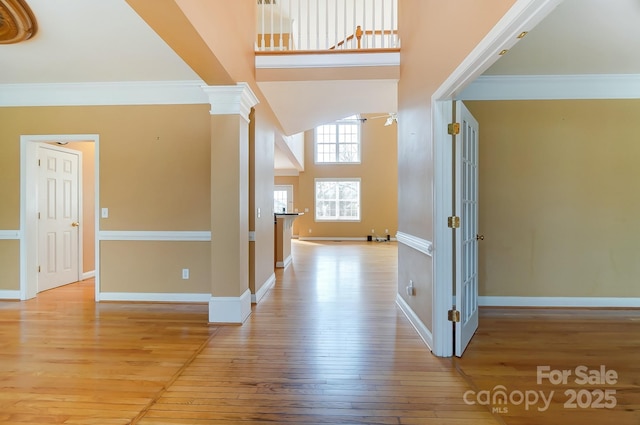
[0,80,208,107]
[252,273,276,304]
[461,74,640,101]
[432,100,454,357]
[396,294,434,351]
[255,51,400,69]
[396,232,433,257]
[209,289,252,324]
[98,231,211,241]
[0,230,20,239]
[201,82,260,122]
[21,134,100,301]
[99,292,210,303]
[298,237,370,241]
[0,290,21,300]
[275,255,292,269]
[479,296,640,308]
[429,0,562,357]
[82,270,96,280]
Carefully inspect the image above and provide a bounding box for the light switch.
[101,208,109,218]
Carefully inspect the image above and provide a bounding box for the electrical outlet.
[101,208,109,218]
[371,228,375,234]
[385,228,389,234]
[182,268,189,280]
[309,228,312,233]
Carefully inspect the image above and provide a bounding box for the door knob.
[71,222,80,227]
[476,234,484,241]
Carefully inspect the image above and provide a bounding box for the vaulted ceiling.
[1,0,639,172]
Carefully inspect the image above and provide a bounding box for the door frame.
[20,134,100,301]
[430,0,561,356]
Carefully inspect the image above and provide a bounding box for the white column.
[201,83,259,324]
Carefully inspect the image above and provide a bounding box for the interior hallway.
[0,240,497,424]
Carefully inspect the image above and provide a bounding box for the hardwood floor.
[0,241,495,424]
[455,308,640,425]
[136,241,496,425]
[1,241,637,424]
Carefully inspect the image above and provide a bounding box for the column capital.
[201,82,259,122]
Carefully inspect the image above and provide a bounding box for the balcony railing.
[256,0,399,52]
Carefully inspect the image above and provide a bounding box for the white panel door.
[455,101,480,357]
[38,145,80,292]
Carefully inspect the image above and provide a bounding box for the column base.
[209,289,252,324]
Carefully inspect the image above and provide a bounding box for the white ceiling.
[3,1,639,83]
[0,0,199,84]
[484,0,640,76]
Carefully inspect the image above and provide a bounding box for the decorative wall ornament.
[0,0,37,44]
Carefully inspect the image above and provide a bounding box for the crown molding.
[201,82,260,121]
[0,80,209,107]
[461,74,640,100]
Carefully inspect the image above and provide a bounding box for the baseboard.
[209,289,252,324]
[99,292,210,302]
[479,296,640,308]
[0,290,20,300]
[396,294,434,351]
[252,273,276,304]
[298,236,397,242]
[82,270,95,280]
[275,255,292,269]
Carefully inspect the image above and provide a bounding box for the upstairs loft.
[254,0,400,138]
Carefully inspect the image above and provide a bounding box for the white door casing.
[454,101,479,357]
[37,145,81,292]
[21,134,99,301]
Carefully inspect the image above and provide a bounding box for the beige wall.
[0,240,19,291]
[250,104,277,296]
[294,113,398,239]
[466,99,640,298]
[397,0,516,328]
[64,142,96,274]
[101,241,210,293]
[0,104,211,294]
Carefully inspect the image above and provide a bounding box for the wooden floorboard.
[4,240,637,424]
[134,241,497,425]
[455,307,640,425]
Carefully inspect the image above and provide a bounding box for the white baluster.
[270,0,274,50]
[381,0,385,48]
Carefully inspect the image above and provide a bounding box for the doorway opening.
[20,134,100,301]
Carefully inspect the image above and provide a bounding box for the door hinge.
[448,309,460,323]
[447,216,460,228]
[38,159,41,166]
[37,212,40,219]
[38,266,41,273]
[448,122,460,135]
